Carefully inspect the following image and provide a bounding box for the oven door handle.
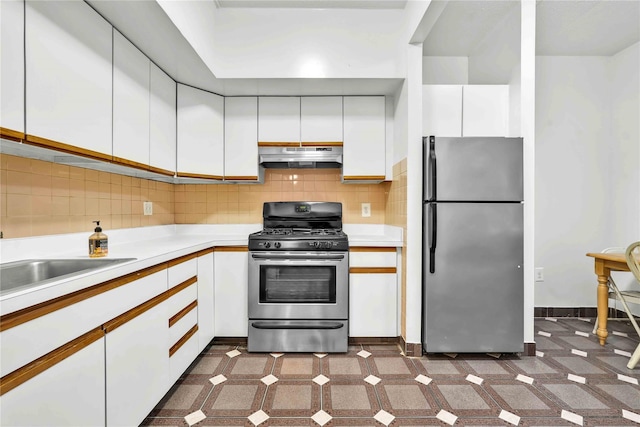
[251,254,345,261]
[251,321,345,330]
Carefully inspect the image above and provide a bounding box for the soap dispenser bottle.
[89,220,108,258]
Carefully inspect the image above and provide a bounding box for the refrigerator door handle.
[429,136,437,201]
[429,203,437,273]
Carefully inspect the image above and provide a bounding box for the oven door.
[248,251,348,320]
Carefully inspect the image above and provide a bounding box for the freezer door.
[424,136,523,201]
[423,202,524,353]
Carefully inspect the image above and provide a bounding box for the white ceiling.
[422,0,640,57]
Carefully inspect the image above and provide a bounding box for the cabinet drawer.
[169,309,198,345]
[0,269,167,377]
[167,282,198,316]
[349,249,397,268]
[169,326,199,382]
[168,257,197,289]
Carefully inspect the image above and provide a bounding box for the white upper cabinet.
[258,97,300,144]
[113,30,150,167]
[462,85,509,137]
[300,96,343,144]
[149,63,177,175]
[25,0,112,158]
[422,85,509,137]
[1,0,24,136]
[422,85,463,137]
[224,97,259,180]
[177,84,224,179]
[342,96,386,181]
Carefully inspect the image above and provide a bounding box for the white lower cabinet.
[349,273,397,337]
[105,301,169,427]
[197,251,215,351]
[0,335,106,427]
[167,280,200,384]
[349,248,399,337]
[214,249,248,336]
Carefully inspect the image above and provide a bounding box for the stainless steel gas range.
[247,202,349,353]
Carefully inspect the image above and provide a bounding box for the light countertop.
[0,224,402,314]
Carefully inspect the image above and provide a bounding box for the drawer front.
[350,251,396,268]
[169,327,199,383]
[169,309,198,345]
[167,282,198,316]
[168,258,197,289]
[1,270,167,377]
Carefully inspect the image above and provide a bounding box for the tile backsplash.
[174,169,390,225]
[0,154,398,238]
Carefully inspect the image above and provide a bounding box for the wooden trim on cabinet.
[111,156,152,173]
[0,263,168,333]
[214,246,248,252]
[25,134,112,162]
[349,267,397,274]
[300,141,343,147]
[146,164,176,177]
[196,248,215,257]
[167,252,198,268]
[112,156,175,177]
[0,327,104,396]
[176,171,223,180]
[350,247,397,253]
[169,300,198,328]
[224,176,259,181]
[103,276,197,334]
[0,127,25,142]
[169,324,199,357]
[257,141,300,147]
[342,175,386,182]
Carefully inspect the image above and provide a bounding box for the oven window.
[260,266,336,303]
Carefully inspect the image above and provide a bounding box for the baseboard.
[534,306,640,321]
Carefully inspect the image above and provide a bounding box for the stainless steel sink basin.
[0,258,136,295]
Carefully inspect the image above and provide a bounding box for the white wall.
[208,8,405,79]
[422,56,468,84]
[468,3,520,84]
[534,53,639,310]
[609,42,640,314]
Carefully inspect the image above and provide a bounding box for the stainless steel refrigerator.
[422,136,524,353]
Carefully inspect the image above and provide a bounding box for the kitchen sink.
[0,258,136,295]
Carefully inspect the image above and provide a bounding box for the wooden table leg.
[596,273,609,345]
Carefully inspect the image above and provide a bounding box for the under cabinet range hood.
[258,146,343,169]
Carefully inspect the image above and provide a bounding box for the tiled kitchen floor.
[142,318,640,426]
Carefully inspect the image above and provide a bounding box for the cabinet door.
[149,63,176,175]
[349,274,397,337]
[113,30,150,167]
[177,84,224,179]
[197,251,215,351]
[258,97,300,144]
[462,85,509,137]
[0,0,24,135]
[301,96,343,144]
[422,85,463,137]
[214,249,248,337]
[25,0,112,158]
[105,300,169,427]
[0,335,105,427]
[343,96,386,180]
[224,97,259,181]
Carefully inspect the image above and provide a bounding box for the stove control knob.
[274,242,281,249]
[264,242,271,249]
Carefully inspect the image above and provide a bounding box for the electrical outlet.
[361,203,371,218]
[143,201,153,216]
[535,267,544,282]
